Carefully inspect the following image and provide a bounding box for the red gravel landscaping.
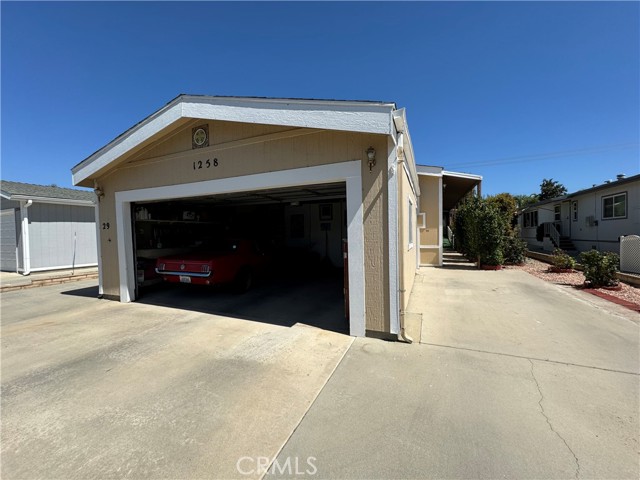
[504,258,640,313]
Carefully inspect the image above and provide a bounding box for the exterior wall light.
[366,147,376,172]
[93,180,104,200]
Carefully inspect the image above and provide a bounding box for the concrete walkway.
[275,267,639,479]
[0,266,98,292]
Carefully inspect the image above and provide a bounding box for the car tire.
[234,268,253,294]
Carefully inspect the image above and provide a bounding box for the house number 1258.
[193,158,219,170]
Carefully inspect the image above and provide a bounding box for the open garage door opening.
[132,182,349,334]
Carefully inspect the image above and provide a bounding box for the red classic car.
[155,239,267,292]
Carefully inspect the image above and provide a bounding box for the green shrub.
[453,197,505,266]
[551,248,576,270]
[478,202,505,266]
[579,250,619,287]
[503,232,528,265]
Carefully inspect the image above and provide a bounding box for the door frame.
[114,160,366,336]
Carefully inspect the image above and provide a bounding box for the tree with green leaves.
[539,178,567,201]
[513,193,539,209]
[486,193,518,226]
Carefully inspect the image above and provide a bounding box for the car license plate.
[179,275,191,284]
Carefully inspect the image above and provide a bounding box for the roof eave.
[6,194,95,206]
[72,95,397,186]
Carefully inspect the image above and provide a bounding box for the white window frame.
[554,204,561,222]
[602,192,627,220]
[572,201,578,221]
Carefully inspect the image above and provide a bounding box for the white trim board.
[387,137,400,335]
[73,95,396,185]
[2,195,95,206]
[114,160,366,337]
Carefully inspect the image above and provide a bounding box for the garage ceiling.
[139,182,346,207]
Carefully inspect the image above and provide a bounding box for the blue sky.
[2,1,638,196]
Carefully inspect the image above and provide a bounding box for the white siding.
[570,181,640,253]
[28,203,98,270]
[0,209,18,272]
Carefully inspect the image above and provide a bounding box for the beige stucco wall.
[398,165,418,311]
[420,249,439,264]
[418,174,441,265]
[93,120,391,333]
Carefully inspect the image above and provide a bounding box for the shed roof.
[1,180,95,204]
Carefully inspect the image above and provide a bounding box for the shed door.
[1,210,18,272]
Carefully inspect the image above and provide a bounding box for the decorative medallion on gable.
[192,124,209,149]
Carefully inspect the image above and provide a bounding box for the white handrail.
[543,222,561,248]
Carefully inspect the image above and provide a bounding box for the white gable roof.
[72,95,398,185]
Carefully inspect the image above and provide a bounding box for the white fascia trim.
[387,137,400,335]
[417,165,444,176]
[8,195,95,206]
[392,109,420,197]
[74,97,394,185]
[443,170,483,181]
[185,95,396,110]
[402,162,419,198]
[114,160,366,337]
[182,96,394,135]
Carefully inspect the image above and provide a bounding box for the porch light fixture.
[366,147,376,172]
[93,181,104,200]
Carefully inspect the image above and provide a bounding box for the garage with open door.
[72,95,422,339]
[132,183,350,333]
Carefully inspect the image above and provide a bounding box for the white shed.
[0,181,98,274]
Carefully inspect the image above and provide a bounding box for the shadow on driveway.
[79,274,350,334]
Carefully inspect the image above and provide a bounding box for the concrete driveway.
[1,280,352,479]
[2,268,638,479]
[275,268,639,479]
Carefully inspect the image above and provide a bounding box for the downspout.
[395,130,413,344]
[20,199,33,275]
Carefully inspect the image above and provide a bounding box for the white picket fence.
[620,235,640,274]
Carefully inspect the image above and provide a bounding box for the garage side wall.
[418,175,441,265]
[398,165,418,311]
[95,123,391,334]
